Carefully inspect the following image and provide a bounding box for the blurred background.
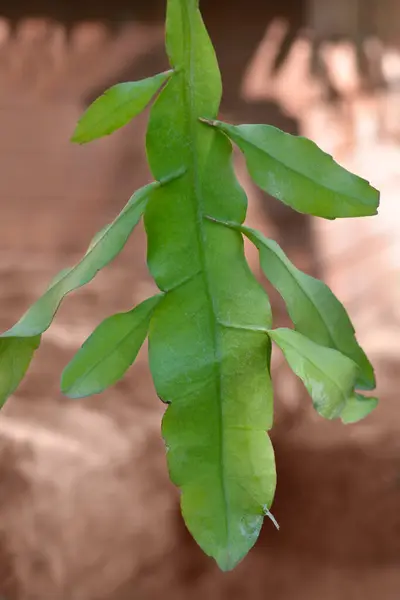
[0,0,399,598]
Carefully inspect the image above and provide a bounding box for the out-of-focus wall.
[0,1,399,599]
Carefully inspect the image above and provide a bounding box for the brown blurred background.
[0,0,399,598]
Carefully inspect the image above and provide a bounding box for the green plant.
[0,0,379,571]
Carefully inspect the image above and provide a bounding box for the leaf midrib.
[180,1,231,557]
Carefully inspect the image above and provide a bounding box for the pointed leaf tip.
[341,393,378,424]
[0,336,41,407]
[72,71,173,144]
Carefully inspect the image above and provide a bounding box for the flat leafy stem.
[144,0,275,571]
[61,294,163,398]
[72,70,174,144]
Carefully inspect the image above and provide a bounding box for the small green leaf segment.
[0,0,380,571]
[61,295,162,399]
[268,328,359,420]
[72,71,173,144]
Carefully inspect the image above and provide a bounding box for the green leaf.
[145,0,276,571]
[61,295,161,398]
[0,336,40,407]
[1,182,156,340]
[71,70,173,144]
[240,227,375,390]
[340,393,378,424]
[269,328,359,419]
[207,120,379,219]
